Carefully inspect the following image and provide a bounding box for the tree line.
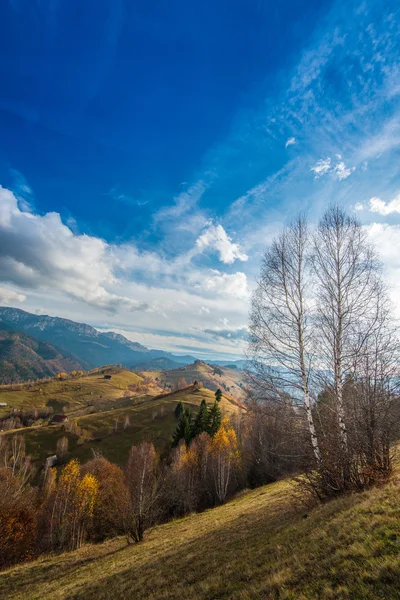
[0,384,313,570]
[0,393,255,570]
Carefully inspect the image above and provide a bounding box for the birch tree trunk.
[312,205,381,485]
[248,215,321,465]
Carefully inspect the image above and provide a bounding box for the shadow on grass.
[0,543,128,596]
[4,482,396,600]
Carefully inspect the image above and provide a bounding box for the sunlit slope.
[0,386,241,466]
[3,467,400,599]
[143,360,246,401]
[0,369,144,418]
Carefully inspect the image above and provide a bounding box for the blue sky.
[1,0,400,360]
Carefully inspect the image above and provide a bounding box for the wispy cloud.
[334,161,355,180]
[285,136,296,148]
[310,157,331,177]
[310,157,355,180]
[10,169,35,212]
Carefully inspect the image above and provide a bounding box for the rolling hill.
[2,462,400,599]
[0,370,242,466]
[143,359,246,400]
[0,328,82,384]
[0,368,145,418]
[0,307,197,371]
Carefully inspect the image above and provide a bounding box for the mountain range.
[0,306,200,376]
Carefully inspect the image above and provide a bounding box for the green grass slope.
[2,469,400,599]
[0,386,241,466]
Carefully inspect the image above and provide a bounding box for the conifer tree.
[193,399,209,437]
[172,407,193,446]
[215,389,222,402]
[174,401,184,420]
[207,401,222,437]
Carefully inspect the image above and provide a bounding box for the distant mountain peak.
[0,306,197,374]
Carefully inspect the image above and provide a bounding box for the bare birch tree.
[248,215,321,464]
[124,442,161,543]
[312,206,382,484]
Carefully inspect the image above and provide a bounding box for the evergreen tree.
[207,401,222,437]
[172,407,193,446]
[215,388,222,403]
[193,399,209,437]
[174,401,184,420]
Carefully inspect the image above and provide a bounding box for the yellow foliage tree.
[47,459,98,551]
[210,418,238,503]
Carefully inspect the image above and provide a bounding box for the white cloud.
[310,157,331,177]
[0,185,252,358]
[334,161,355,180]
[368,195,400,215]
[0,186,144,313]
[0,285,26,305]
[285,137,296,148]
[367,222,400,318]
[310,157,355,180]
[197,270,249,300]
[196,224,248,264]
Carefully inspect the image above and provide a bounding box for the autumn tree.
[167,441,200,514]
[209,418,238,503]
[175,377,188,391]
[0,436,37,568]
[249,207,397,498]
[45,459,98,551]
[124,442,160,543]
[82,457,128,541]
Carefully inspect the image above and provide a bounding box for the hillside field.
[142,360,246,401]
[0,383,241,466]
[2,461,400,599]
[0,369,145,418]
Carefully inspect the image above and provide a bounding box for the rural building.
[51,414,68,424]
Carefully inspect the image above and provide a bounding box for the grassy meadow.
[0,370,144,418]
[2,463,400,599]
[0,379,241,466]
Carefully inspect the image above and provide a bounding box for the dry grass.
[0,386,241,466]
[143,361,246,401]
[2,468,400,599]
[0,370,144,418]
